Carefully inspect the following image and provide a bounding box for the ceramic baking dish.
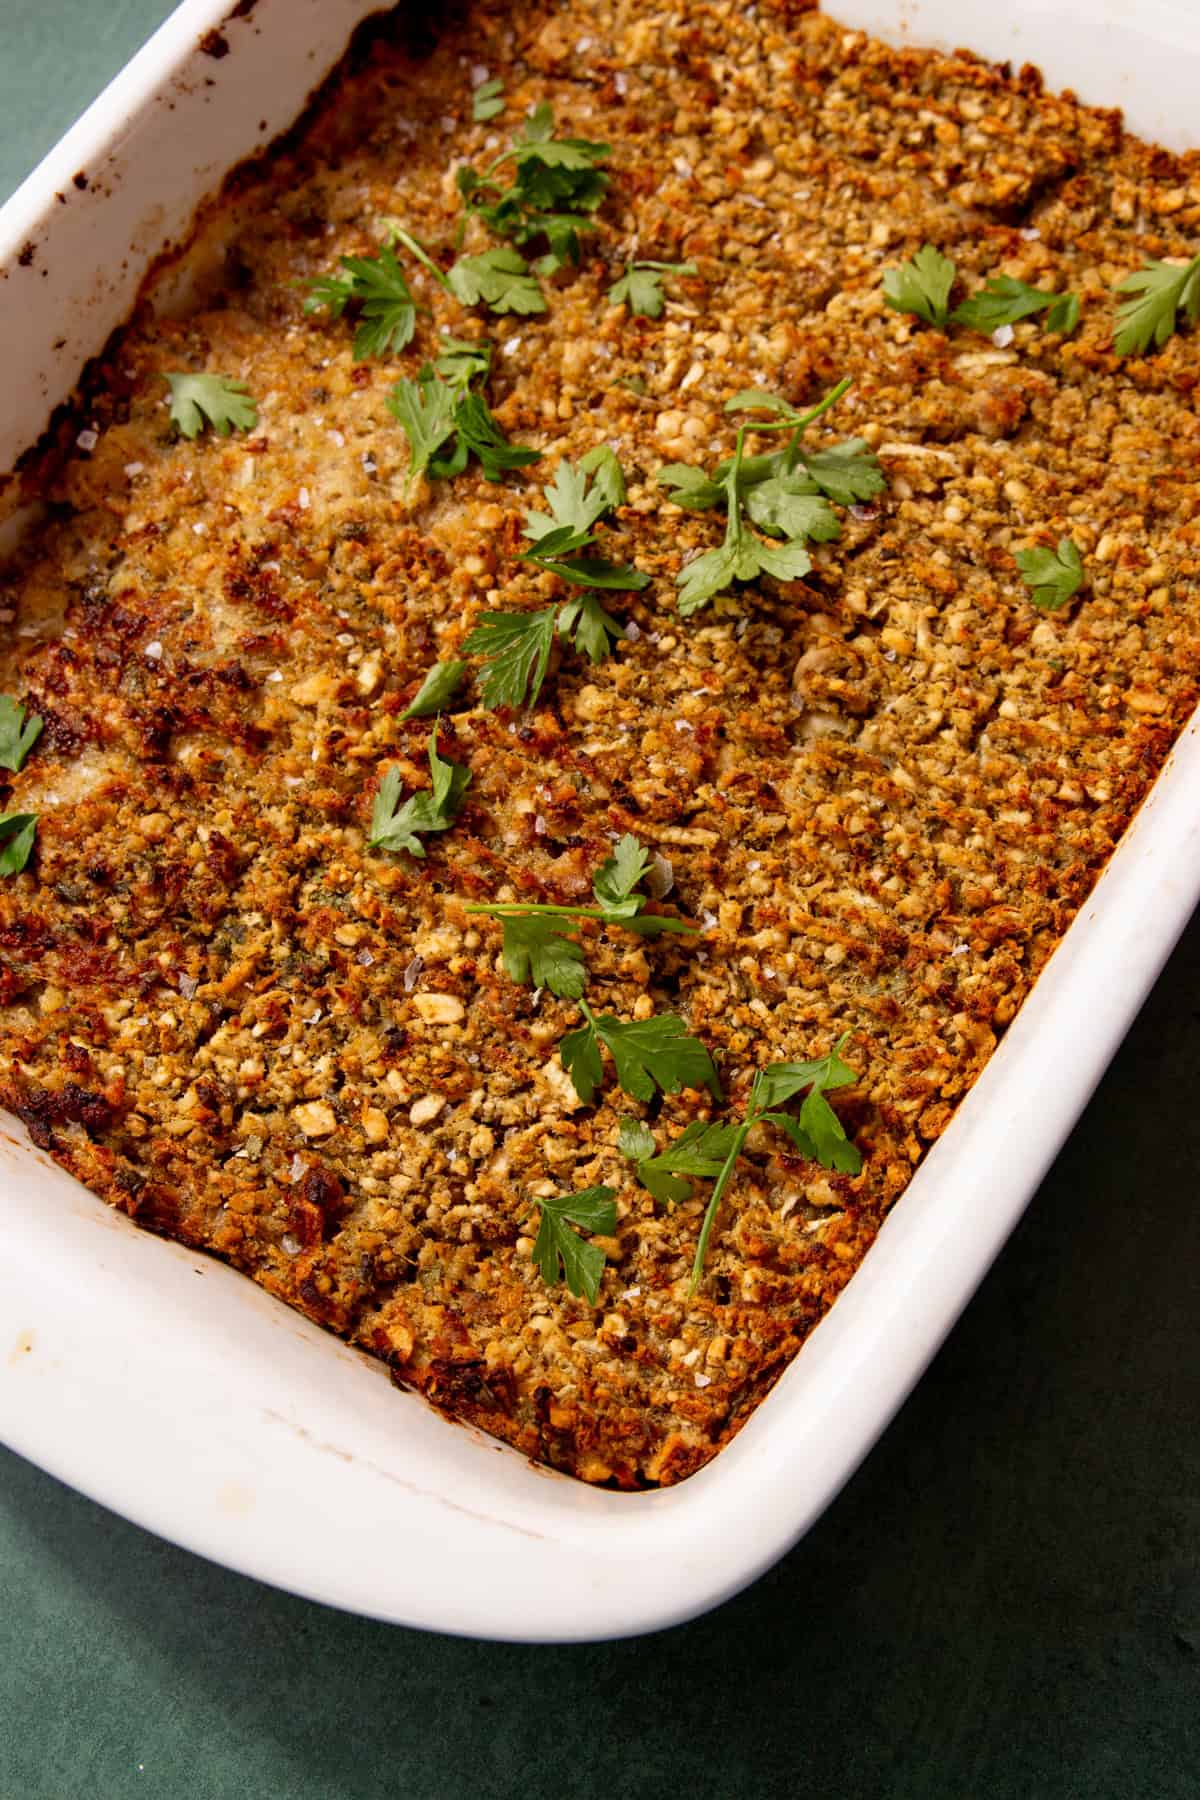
[1,0,1197,1643]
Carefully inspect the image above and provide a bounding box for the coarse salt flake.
[124,461,144,478]
[75,428,98,452]
[992,323,1015,348]
[145,641,163,661]
[298,487,310,509]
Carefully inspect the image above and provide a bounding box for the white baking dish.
[2,0,1198,1643]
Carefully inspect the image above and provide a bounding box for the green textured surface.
[1,6,1199,1796]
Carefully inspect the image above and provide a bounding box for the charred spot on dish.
[199,29,231,60]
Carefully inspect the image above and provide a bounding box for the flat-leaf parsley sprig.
[624,1035,863,1294]
[387,355,540,489]
[368,725,471,859]
[1015,537,1085,612]
[461,449,648,708]
[561,1003,720,1107]
[886,249,1080,339]
[456,102,611,275]
[608,259,698,319]
[952,273,1080,337]
[164,373,258,440]
[0,696,43,774]
[0,812,38,879]
[659,378,884,616]
[1112,254,1200,356]
[882,244,957,328]
[303,243,421,358]
[463,832,696,999]
[532,1186,617,1303]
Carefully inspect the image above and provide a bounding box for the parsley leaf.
[616,1118,657,1162]
[398,661,468,722]
[684,1033,864,1293]
[499,914,587,998]
[676,460,815,618]
[448,247,547,316]
[523,533,648,592]
[743,476,840,544]
[951,273,1080,337]
[882,244,957,328]
[304,245,419,358]
[532,1186,617,1303]
[463,832,695,983]
[452,391,543,481]
[1015,537,1085,612]
[592,832,652,915]
[662,378,881,616]
[619,1118,741,1206]
[747,1040,858,1113]
[0,812,38,878]
[561,1002,720,1105]
[386,370,459,485]
[519,451,647,593]
[457,105,610,271]
[524,447,625,539]
[608,260,697,319]
[1113,255,1200,356]
[165,373,258,439]
[472,77,505,123]
[461,607,558,709]
[656,463,727,511]
[0,697,43,773]
[556,593,627,661]
[387,371,540,487]
[799,440,886,506]
[368,726,471,858]
[431,337,493,389]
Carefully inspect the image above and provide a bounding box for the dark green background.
[2,6,1198,1794]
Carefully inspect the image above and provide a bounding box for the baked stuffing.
[2,0,1198,1486]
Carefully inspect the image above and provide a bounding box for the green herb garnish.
[462,450,644,706]
[472,77,506,123]
[882,245,957,328]
[457,103,610,273]
[607,260,698,319]
[460,607,558,709]
[165,373,258,439]
[0,812,38,878]
[464,832,696,995]
[387,367,540,487]
[560,1002,720,1106]
[1015,538,1085,612]
[304,244,419,358]
[0,697,43,774]
[1113,255,1200,356]
[447,247,547,316]
[398,661,469,722]
[661,379,869,616]
[670,1036,864,1293]
[952,273,1080,337]
[618,1117,740,1207]
[368,726,471,858]
[532,1185,618,1303]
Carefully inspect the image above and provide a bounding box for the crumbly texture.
[2,0,1198,1486]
